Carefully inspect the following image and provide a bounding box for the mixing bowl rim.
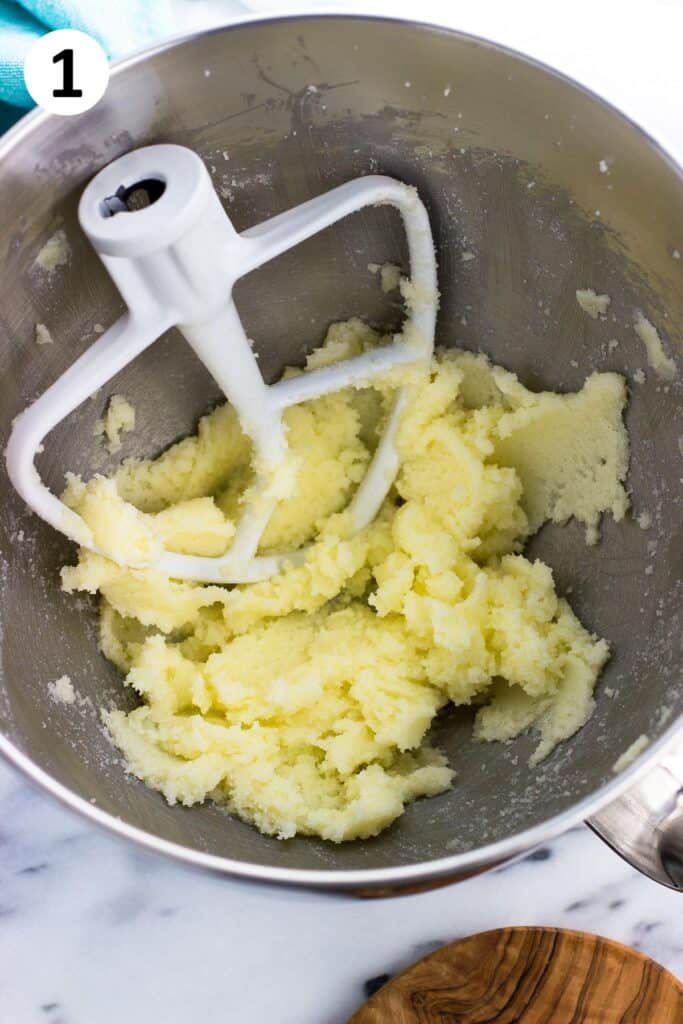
[0,12,681,890]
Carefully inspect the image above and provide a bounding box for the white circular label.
[24,30,110,116]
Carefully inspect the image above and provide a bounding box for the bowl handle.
[587,738,683,891]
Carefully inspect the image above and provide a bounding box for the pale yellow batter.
[61,320,629,842]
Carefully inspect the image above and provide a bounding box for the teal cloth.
[0,0,173,122]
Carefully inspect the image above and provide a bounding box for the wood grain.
[348,927,683,1023]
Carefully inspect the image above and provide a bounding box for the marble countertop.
[1,762,681,1024]
[2,1,682,1021]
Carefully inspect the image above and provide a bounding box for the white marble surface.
[0,761,681,1024]
[2,1,682,1021]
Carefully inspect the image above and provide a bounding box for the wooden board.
[348,927,683,1023]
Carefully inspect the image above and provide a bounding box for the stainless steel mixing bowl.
[1,15,681,893]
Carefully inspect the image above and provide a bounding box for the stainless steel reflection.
[589,740,683,890]
[0,15,681,892]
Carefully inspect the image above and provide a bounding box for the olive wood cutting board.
[348,926,683,1023]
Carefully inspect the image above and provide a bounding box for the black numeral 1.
[52,48,82,98]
